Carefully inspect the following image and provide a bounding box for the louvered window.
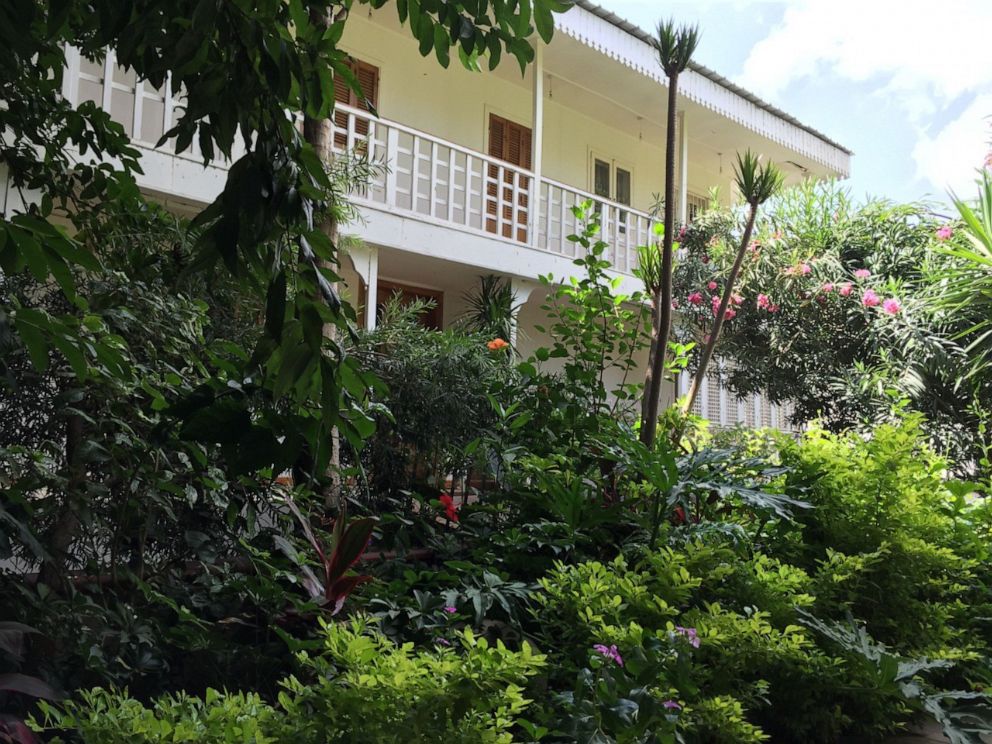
[333,58,379,149]
[487,114,532,242]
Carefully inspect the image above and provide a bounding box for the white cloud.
[913,94,992,198]
[739,0,992,111]
[737,0,992,195]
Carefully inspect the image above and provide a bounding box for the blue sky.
[598,0,992,207]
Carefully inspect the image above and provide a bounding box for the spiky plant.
[640,19,701,447]
[932,168,992,379]
[458,274,518,345]
[681,150,783,417]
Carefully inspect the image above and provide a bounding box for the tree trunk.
[38,412,84,591]
[303,5,342,512]
[682,203,758,416]
[640,72,680,447]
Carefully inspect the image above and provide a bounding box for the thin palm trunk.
[640,73,680,446]
[304,5,342,512]
[682,204,758,415]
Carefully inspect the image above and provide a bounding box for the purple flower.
[663,700,682,711]
[442,606,457,614]
[593,643,624,667]
[436,638,451,646]
[674,626,701,648]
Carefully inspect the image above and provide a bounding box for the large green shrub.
[771,418,992,657]
[34,617,545,744]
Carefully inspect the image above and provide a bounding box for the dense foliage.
[673,179,992,467]
[2,2,991,741]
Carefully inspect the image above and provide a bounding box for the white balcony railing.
[60,48,656,274]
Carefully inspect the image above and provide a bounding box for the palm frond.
[655,19,701,77]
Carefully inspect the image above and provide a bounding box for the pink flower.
[854,269,871,280]
[769,303,780,313]
[839,282,853,297]
[678,225,687,240]
[731,293,743,305]
[800,262,812,275]
[707,281,718,291]
[936,225,954,241]
[671,299,680,309]
[687,291,704,306]
[861,289,880,308]
[593,644,624,667]
[443,606,457,614]
[821,282,834,293]
[882,298,901,315]
[756,293,771,310]
[724,307,737,320]
[675,626,701,648]
[984,152,992,170]
[663,700,682,711]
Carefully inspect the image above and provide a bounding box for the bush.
[34,617,546,744]
[771,418,992,657]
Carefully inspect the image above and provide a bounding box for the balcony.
[334,104,656,275]
[61,47,658,276]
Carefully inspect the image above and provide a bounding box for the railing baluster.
[496,166,506,237]
[446,149,456,222]
[429,141,439,218]
[464,154,474,227]
[385,126,399,208]
[510,172,521,242]
[101,49,114,114]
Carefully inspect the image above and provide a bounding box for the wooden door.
[333,58,379,150]
[486,114,531,242]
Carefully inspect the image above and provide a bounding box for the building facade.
[2,1,851,430]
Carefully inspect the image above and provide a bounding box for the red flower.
[439,493,459,522]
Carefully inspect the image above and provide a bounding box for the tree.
[681,151,782,416]
[671,178,990,468]
[640,19,700,448]
[0,0,570,588]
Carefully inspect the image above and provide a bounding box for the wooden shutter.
[334,58,379,149]
[486,114,531,241]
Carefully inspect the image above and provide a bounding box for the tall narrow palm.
[640,19,700,447]
[681,151,783,416]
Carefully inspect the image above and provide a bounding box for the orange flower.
[487,338,509,351]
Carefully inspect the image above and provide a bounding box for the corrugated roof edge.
[573,0,854,156]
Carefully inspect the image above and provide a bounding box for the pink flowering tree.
[680,151,783,417]
[672,179,989,466]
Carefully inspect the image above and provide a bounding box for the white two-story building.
[2,1,850,430]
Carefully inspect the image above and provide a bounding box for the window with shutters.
[487,113,532,242]
[333,58,379,150]
[590,155,633,231]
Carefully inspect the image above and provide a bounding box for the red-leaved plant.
[282,496,377,615]
[1,622,62,744]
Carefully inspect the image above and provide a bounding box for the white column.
[678,110,688,225]
[364,247,379,331]
[529,43,544,249]
[508,277,539,349]
[347,245,379,331]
